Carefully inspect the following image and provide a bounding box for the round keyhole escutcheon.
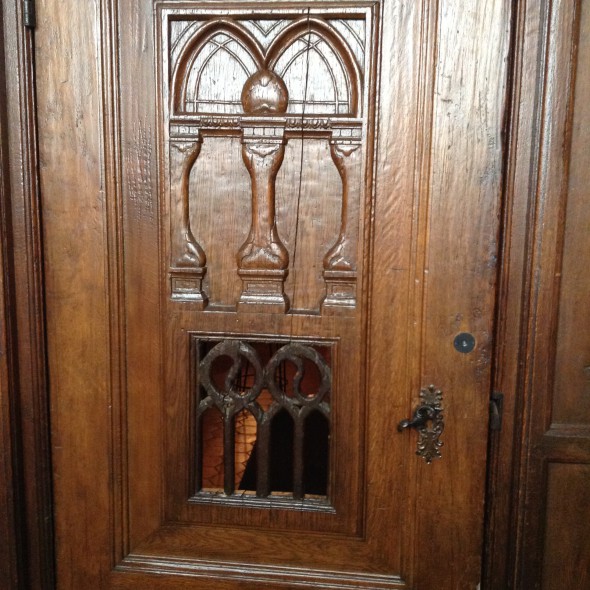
[453,332,476,354]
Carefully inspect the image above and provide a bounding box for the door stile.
[407,0,439,585]
[406,1,510,587]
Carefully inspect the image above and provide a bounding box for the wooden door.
[502,0,590,587]
[34,1,508,588]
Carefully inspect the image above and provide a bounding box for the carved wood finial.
[241,69,289,115]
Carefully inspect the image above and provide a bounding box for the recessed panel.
[158,2,377,546]
[553,0,590,426]
[542,463,590,589]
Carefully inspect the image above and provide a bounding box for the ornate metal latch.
[397,385,444,463]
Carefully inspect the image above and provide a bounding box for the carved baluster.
[322,130,362,312]
[237,70,290,312]
[169,135,208,307]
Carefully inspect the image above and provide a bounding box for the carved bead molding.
[160,6,374,311]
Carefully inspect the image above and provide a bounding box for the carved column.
[237,124,289,312]
[169,134,208,307]
[237,69,290,312]
[322,129,362,312]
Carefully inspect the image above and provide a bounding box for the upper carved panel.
[161,5,375,312]
[170,16,365,117]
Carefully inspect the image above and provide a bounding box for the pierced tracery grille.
[192,338,332,501]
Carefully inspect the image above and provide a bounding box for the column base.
[321,269,357,314]
[170,267,208,308]
[237,269,289,313]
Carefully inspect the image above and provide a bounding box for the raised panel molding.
[115,555,407,590]
[110,2,385,586]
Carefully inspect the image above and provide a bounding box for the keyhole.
[454,332,476,354]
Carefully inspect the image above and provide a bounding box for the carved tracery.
[164,11,370,312]
[195,338,332,499]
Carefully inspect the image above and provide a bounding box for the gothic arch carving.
[266,18,363,117]
[172,20,265,113]
[172,17,362,117]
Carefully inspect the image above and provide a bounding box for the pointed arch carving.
[172,20,265,113]
[266,18,363,117]
[172,17,363,117]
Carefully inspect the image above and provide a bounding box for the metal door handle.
[397,385,444,463]
[397,405,437,431]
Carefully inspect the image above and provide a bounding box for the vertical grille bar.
[223,414,235,496]
[256,417,271,497]
[293,417,305,500]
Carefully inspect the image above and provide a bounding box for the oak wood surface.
[33,1,508,589]
[4,0,589,588]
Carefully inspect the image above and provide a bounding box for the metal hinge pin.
[23,0,36,29]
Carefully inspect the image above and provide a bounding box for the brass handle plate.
[397,385,444,464]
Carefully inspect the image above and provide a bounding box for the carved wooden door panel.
[35,1,508,589]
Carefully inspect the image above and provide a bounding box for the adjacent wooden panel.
[553,0,590,426]
[542,464,590,590]
[507,0,590,587]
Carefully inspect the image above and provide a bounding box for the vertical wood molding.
[481,0,527,585]
[99,0,128,566]
[484,0,551,585]
[0,4,25,586]
[0,0,54,588]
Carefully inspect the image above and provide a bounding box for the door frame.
[0,1,54,588]
[0,0,550,588]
